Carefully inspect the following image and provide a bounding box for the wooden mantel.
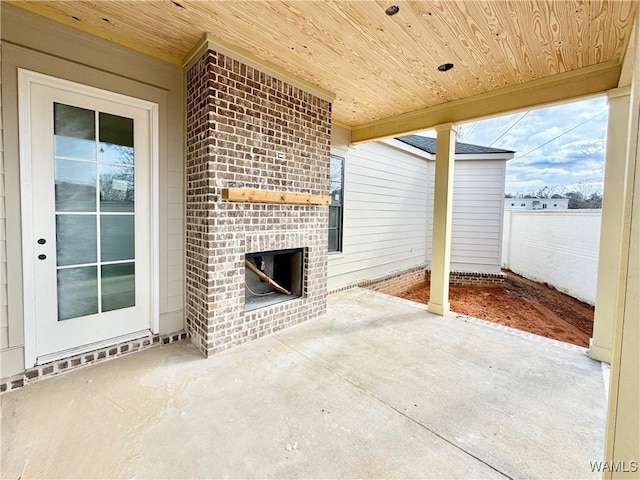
[222,188,330,205]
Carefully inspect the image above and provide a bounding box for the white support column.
[603,12,640,476]
[590,87,631,364]
[428,123,457,316]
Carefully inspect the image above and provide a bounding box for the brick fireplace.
[185,47,332,357]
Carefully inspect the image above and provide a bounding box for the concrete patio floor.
[1,288,607,479]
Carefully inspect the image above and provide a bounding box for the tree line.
[505,184,602,209]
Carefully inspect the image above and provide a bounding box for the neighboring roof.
[396,134,515,156]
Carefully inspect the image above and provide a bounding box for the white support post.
[603,11,640,476]
[428,123,457,316]
[590,87,631,364]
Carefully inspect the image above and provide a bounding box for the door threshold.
[37,329,152,365]
[2,331,188,395]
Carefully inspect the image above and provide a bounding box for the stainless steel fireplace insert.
[244,248,304,312]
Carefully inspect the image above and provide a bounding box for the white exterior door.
[20,71,158,364]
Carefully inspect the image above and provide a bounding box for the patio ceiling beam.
[350,61,621,144]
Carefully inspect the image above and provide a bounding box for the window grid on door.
[53,103,136,320]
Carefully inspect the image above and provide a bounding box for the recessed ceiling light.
[385,5,400,16]
[437,63,454,72]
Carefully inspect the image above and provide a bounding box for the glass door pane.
[55,215,97,266]
[53,102,136,321]
[102,263,135,312]
[57,267,99,320]
[55,159,96,211]
[54,103,96,160]
[98,111,135,313]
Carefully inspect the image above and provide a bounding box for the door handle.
[37,254,46,260]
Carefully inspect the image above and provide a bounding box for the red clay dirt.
[396,270,594,347]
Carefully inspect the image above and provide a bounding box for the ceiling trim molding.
[618,21,637,88]
[183,33,335,103]
[6,1,183,66]
[608,86,632,100]
[351,61,622,144]
[332,120,352,130]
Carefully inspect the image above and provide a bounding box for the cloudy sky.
[424,96,609,195]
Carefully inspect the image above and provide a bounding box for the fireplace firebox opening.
[245,248,304,312]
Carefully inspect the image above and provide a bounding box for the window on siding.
[329,155,344,253]
[542,203,548,209]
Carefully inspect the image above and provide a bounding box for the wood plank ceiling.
[10,1,637,127]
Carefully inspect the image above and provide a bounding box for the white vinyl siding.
[164,164,184,321]
[0,61,7,350]
[328,142,428,291]
[427,160,505,273]
[328,130,507,291]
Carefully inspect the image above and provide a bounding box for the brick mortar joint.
[184,46,331,358]
[329,267,505,295]
[0,331,188,395]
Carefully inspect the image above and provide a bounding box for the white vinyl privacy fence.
[502,210,602,305]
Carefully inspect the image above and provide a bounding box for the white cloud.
[504,178,546,190]
[458,96,608,193]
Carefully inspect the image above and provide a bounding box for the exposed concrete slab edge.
[452,312,590,354]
